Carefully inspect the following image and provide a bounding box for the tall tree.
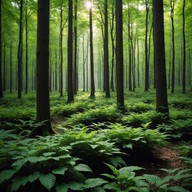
[152,0,169,114]
[182,0,186,94]
[17,0,23,98]
[89,2,95,99]
[73,0,78,94]
[116,0,124,106]
[25,0,28,94]
[170,0,175,94]
[10,41,13,93]
[0,0,3,97]
[145,0,150,92]
[35,0,53,136]
[59,4,64,97]
[128,7,132,91]
[104,0,110,98]
[67,0,74,102]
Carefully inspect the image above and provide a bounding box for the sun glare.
[85,1,93,9]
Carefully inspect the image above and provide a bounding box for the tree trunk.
[25,0,28,94]
[182,0,186,94]
[109,0,115,92]
[34,0,53,136]
[73,0,78,95]
[89,6,95,99]
[170,0,175,94]
[128,9,132,92]
[18,0,23,98]
[67,0,74,102]
[104,0,110,98]
[152,0,169,115]
[10,41,13,93]
[0,0,3,97]
[116,0,124,106]
[145,0,149,92]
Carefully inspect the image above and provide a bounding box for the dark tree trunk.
[182,0,186,94]
[18,0,23,98]
[116,0,124,106]
[10,42,13,93]
[145,0,149,92]
[25,0,28,94]
[67,0,74,102]
[34,0,53,136]
[170,0,175,94]
[104,0,110,98]
[109,0,115,92]
[3,43,6,91]
[152,0,169,114]
[73,0,78,94]
[0,0,3,97]
[59,6,64,97]
[89,6,95,99]
[128,9,132,91]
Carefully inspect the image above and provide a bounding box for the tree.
[170,0,175,94]
[35,0,53,136]
[0,0,3,97]
[67,0,74,102]
[17,0,23,98]
[145,0,150,92]
[116,0,124,106]
[104,0,110,98]
[182,0,186,94]
[88,2,95,99]
[152,0,169,114]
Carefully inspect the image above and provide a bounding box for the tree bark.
[67,0,74,102]
[0,0,3,97]
[104,0,110,98]
[152,0,169,114]
[18,0,23,98]
[35,0,53,136]
[116,0,124,106]
[89,6,95,99]
[182,0,186,94]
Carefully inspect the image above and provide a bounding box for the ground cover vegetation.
[0,90,192,192]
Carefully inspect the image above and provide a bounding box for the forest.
[0,0,192,191]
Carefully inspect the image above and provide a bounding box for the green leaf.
[52,167,68,175]
[74,164,93,172]
[0,169,16,183]
[85,178,107,189]
[56,183,68,192]
[68,181,84,191]
[28,172,41,183]
[27,156,40,163]
[39,173,56,191]
[168,186,190,192]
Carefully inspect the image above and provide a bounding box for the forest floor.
[0,90,192,191]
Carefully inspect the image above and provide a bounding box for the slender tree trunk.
[67,0,74,102]
[145,0,149,92]
[0,0,3,97]
[35,0,53,136]
[59,6,63,97]
[116,0,124,106]
[153,0,169,115]
[3,42,6,91]
[128,9,132,91]
[18,0,23,98]
[89,6,95,98]
[25,0,28,94]
[10,41,13,93]
[104,0,110,98]
[109,0,115,92]
[73,0,78,94]
[137,37,140,87]
[171,0,175,93]
[86,34,89,91]
[182,0,186,94]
